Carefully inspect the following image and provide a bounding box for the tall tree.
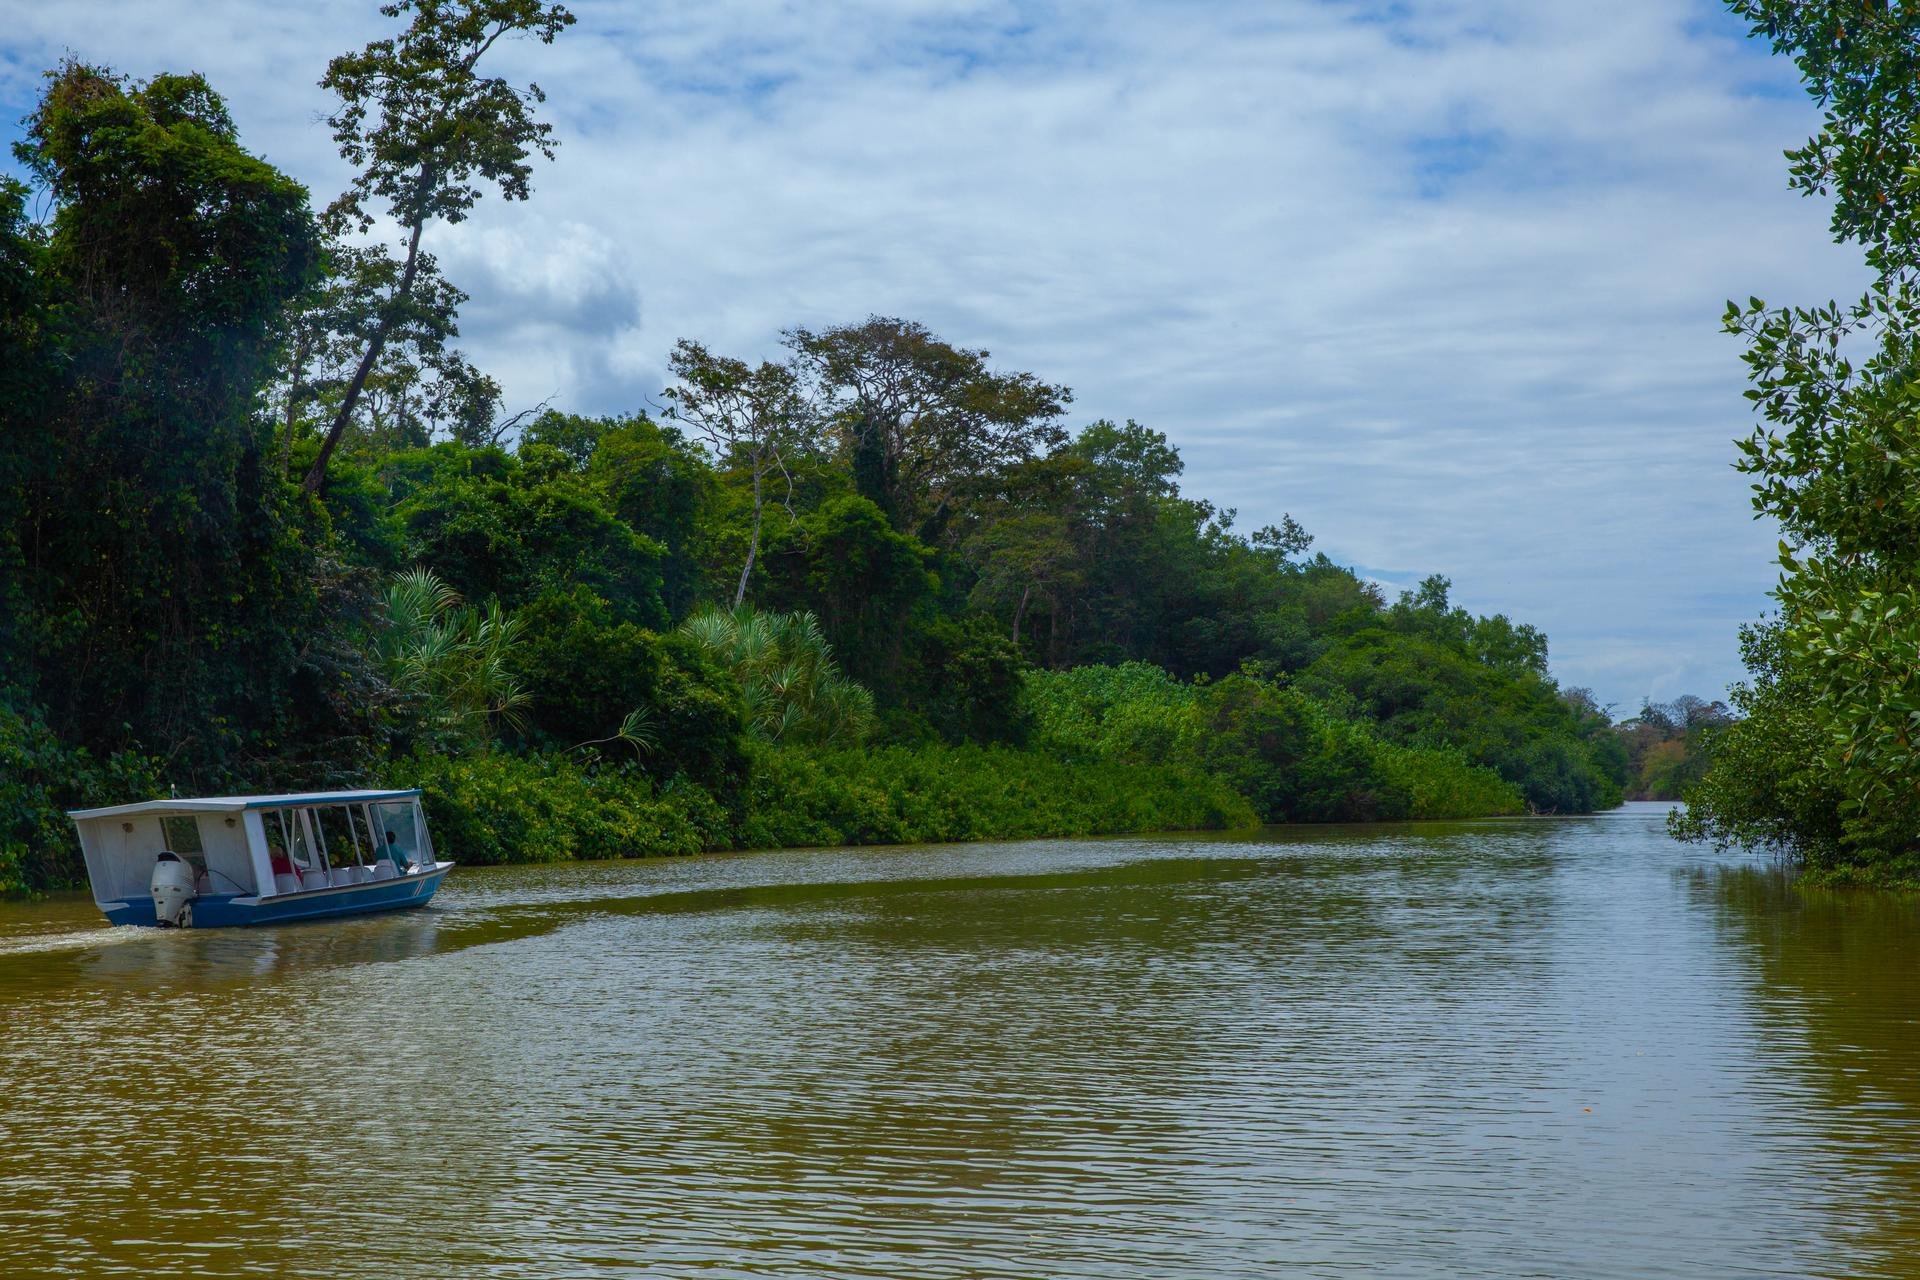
[784,317,1070,541]
[966,511,1080,645]
[302,0,574,494]
[661,340,811,606]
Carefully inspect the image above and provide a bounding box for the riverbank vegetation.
[1677,2,1920,883]
[0,5,1628,894]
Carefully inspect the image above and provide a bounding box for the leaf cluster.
[323,0,576,233]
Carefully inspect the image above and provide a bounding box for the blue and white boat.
[68,789,453,928]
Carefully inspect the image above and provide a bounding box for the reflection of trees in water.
[1693,865,1920,1274]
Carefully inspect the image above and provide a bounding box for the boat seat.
[300,869,331,891]
[274,872,302,896]
[368,861,398,882]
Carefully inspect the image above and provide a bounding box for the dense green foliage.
[398,740,1253,866]
[0,706,162,894]
[0,28,1625,895]
[1676,623,1854,870]
[1027,663,1525,822]
[736,743,1255,850]
[1680,3,1920,879]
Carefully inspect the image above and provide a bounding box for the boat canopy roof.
[68,789,423,821]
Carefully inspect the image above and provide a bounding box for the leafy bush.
[395,739,1252,867]
[757,494,936,685]
[737,742,1256,850]
[1300,626,1623,812]
[397,750,732,865]
[896,614,1033,746]
[0,704,163,893]
[1194,676,1388,821]
[1370,740,1525,820]
[1026,662,1202,763]
[389,442,669,625]
[1030,663,1521,823]
[507,584,667,749]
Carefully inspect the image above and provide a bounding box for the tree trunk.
[301,211,426,495]
[734,460,764,608]
[1012,581,1031,644]
[281,328,310,474]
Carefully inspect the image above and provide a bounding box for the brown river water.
[2,802,1918,1277]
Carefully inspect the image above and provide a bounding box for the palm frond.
[675,602,876,747]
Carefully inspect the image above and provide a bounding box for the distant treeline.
[0,18,1644,891]
[1615,698,1729,802]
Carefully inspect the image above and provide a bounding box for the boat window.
[314,806,361,866]
[286,810,320,871]
[371,801,420,868]
[162,816,204,856]
[160,816,209,880]
[264,813,291,872]
[355,804,382,858]
[413,801,435,865]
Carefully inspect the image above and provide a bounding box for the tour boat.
[67,789,452,928]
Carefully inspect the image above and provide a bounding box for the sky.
[0,0,1872,713]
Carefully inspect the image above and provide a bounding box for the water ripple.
[0,807,1910,1276]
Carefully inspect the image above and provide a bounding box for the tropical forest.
[0,2,1669,895]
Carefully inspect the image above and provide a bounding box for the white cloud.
[0,0,1871,709]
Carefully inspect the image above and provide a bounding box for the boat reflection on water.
[74,908,454,988]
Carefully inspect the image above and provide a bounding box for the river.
[1,802,1916,1277]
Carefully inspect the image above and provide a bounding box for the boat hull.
[98,863,452,928]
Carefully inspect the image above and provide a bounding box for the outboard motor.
[150,852,197,928]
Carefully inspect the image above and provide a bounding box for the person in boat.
[384,828,411,872]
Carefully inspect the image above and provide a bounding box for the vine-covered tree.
[7,63,326,768]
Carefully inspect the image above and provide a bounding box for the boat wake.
[0,925,157,958]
